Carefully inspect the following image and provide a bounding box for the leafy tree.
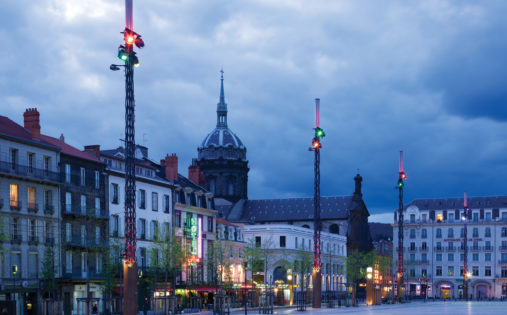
[149,227,185,295]
[293,250,313,294]
[207,238,232,293]
[101,238,122,312]
[0,217,8,266]
[41,245,56,298]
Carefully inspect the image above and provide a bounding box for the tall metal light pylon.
[463,192,470,301]
[110,1,145,314]
[396,151,406,303]
[310,98,325,308]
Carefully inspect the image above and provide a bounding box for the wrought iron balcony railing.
[27,202,38,213]
[0,160,60,182]
[10,200,21,210]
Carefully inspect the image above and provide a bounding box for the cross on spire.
[217,69,228,128]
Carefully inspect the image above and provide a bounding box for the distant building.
[393,197,507,299]
[243,223,347,304]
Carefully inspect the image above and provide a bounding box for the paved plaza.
[225,301,507,315]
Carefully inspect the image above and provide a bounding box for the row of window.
[110,183,170,212]
[254,235,345,256]
[408,211,507,223]
[407,252,507,262]
[407,240,506,251]
[64,222,104,245]
[64,251,102,275]
[406,266,507,278]
[64,192,102,214]
[8,148,53,172]
[110,214,170,241]
[3,183,53,211]
[7,217,54,241]
[1,250,41,279]
[63,164,100,189]
[173,211,214,233]
[409,226,507,238]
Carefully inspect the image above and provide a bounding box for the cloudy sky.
[2,0,507,223]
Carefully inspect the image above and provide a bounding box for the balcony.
[10,200,21,211]
[0,198,3,209]
[11,234,22,244]
[471,246,481,251]
[112,230,119,237]
[63,268,105,280]
[446,246,456,252]
[434,246,444,252]
[65,236,86,248]
[408,247,417,252]
[27,202,38,213]
[499,260,507,265]
[500,246,507,251]
[44,204,55,215]
[419,246,428,251]
[0,160,60,183]
[45,237,55,245]
[63,205,108,219]
[139,234,146,241]
[484,245,494,251]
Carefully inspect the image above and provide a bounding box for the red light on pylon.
[127,35,135,44]
[401,172,406,180]
[312,139,321,149]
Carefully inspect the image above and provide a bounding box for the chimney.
[188,165,200,185]
[164,154,178,181]
[23,108,41,140]
[59,133,65,142]
[84,145,101,159]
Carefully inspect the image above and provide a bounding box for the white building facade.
[244,224,347,293]
[393,197,507,299]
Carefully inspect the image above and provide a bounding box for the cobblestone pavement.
[223,301,507,315]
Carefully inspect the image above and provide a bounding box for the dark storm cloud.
[1,1,507,223]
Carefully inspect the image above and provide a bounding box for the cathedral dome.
[198,70,247,161]
[201,127,244,149]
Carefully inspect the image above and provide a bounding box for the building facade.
[393,196,507,299]
[0,110,61,315]
[40,139,108,315]
[244,224,347,305]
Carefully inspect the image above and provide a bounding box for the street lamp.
[244,261,248,315]
[463,192,470,301]
[12,265,18,302]
[366,267,373,306]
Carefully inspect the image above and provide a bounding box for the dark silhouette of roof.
[405,196,507,210]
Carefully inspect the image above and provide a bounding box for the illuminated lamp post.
[309,98,325,308]
[110,1,145,315]
[244,261,248,315]
[462,192,470,301]
[366,267,373,306]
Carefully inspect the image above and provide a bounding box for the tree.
[207,238,232,293]
[0,217,8,267]
[101,238,122,313]
[293,250,313,294]
[149,227,185,296]
[41,245,56,298]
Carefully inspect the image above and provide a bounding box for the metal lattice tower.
[463,192,469,300]
[396,151,406,303]
[124,48,137,264]
[311,98,324,308]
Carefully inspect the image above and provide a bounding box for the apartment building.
[393,196,507,299]
[0,110,61,314]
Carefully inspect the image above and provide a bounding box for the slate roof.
[240,196,351,222]
[41,135,102,163]
[405,196,507,210]
[200,127,244,148]
[0,115,58,150]
[101,147,156,169]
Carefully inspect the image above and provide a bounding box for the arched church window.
[329,224,339,234]
[210,178,215,194]
[228,180,234,195]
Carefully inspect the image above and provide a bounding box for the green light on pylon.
[118,48,128,61]
[315,127,325,138]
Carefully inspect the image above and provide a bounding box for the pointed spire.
[216,69,228,128]
[220,68,225,104]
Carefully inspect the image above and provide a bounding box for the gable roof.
[0,115,59,150]
[405,196,507,210]
[41,135,102,163]
[237,196,352,222]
